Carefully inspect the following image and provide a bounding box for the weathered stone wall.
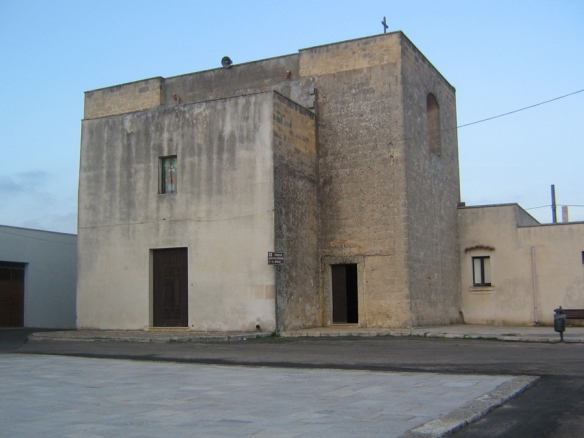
[79,32,464,331]
[272,93,319,331]
[300,33,402,76]
[84,77,163,119]
[401,35,462,326]
[78,92,277,330]
[163,55,305,106]
[85,55,316,121]
[300,34,412,328]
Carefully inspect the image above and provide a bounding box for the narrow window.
[472,256,491,286]
[159,156,177,194]
[427,93,441,156]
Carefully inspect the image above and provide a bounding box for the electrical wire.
[457,88,584,129]
[392,88,584,145]
[525,204,584,210]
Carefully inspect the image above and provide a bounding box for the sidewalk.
[281,324,584,343]
[27,324,584,343]
[28,329,272,343]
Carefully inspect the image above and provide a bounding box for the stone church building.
[77,32,464,332]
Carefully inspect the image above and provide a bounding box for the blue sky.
[0,0,582,233]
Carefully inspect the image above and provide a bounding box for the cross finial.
[381,16,388,33]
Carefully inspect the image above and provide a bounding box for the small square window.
[472,256,491,286]
[160,156,177,194]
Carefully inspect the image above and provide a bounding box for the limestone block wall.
[85,55,316,120]
[78,92,277,331]
[84,77,163,119]
[401,35,462,327]
[300,33,412,328]
[272,93,319,331]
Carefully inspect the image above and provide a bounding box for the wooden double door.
[0,262,25,327]
[153,248,188,327]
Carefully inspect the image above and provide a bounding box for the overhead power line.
[457,88,584,129]
[525,204,584,211]
[394,88,584,145]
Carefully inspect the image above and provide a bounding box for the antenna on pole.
[381,17,388,33]
[551,184,557,223]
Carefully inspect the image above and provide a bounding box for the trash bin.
[554,306,566,342]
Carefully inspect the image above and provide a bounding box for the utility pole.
[551,184,557,224]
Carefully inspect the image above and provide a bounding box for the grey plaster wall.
[78,93,277,330]
[401,35,462,326]
[0,225,77,328]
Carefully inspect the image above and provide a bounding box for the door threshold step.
[145,327,191,332]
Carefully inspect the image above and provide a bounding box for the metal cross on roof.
[381,16,388,33]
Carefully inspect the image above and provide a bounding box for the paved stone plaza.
[0,354,531,438]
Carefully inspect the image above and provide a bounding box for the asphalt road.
[4,329,584,437]
[0,328,62,353]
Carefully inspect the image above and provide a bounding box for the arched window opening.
[427,93,441,156]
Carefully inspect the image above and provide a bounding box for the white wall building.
[458,204,584,326]
[0,225,77,328]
